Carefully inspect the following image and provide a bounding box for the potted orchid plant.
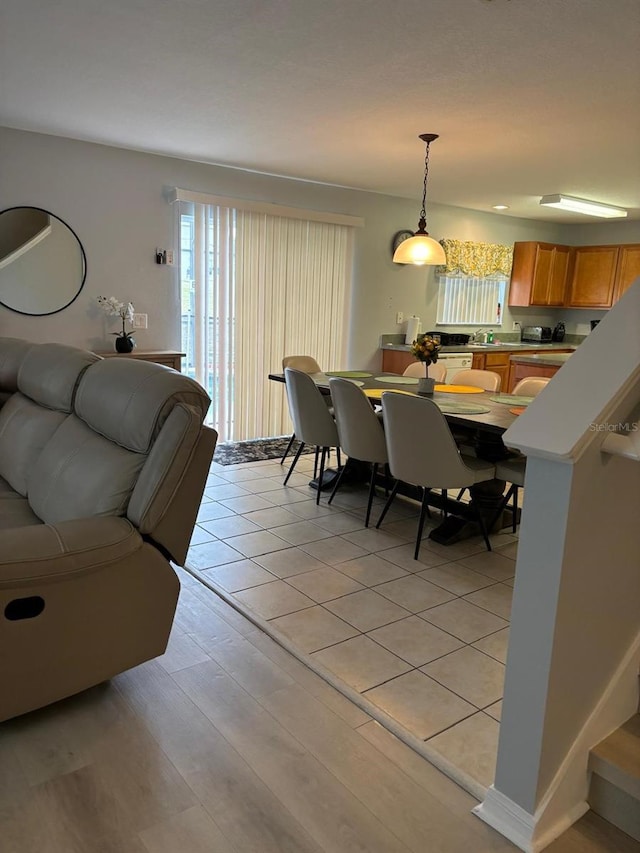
[97,295,137,353]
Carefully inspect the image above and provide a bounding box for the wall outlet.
[132,313,148,329]
[512,321,521,331]
[396,311,404,324]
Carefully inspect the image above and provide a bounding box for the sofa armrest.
[0,517,143,586]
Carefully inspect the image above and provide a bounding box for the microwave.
[521,325,552,343]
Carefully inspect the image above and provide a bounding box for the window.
[436,238,512,325]
[436,274,507,326]
[173,189,361,441]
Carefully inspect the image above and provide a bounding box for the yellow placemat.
[363,388,417,399]
[435,384,484,394]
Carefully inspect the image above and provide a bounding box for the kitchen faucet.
[470,328,484,343]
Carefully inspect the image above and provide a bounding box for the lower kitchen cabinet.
[508,361,562,391]
[381,349,415,374]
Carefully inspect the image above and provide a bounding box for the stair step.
[588,714,640,842]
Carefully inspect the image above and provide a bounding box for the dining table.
[269,370,528,544]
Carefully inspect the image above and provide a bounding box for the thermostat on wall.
[155,248,175,266]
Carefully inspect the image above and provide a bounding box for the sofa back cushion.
[0,342,99,497]
[74,358,210,452]
[0,338,34,395]
[18,342,100,412]
[0,395,67,497]
[27,357,211,526]
[27,416,146,523]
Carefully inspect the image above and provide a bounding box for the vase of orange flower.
[410,333,441,395]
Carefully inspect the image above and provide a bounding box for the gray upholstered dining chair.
[378,392,496,558]
[492,455,526,533]
[402,361,447,383]
[280,355,325,464]
[327,377,389,526]
[283,367,340,504]
[450,368,502,391]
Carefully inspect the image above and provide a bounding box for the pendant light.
[393,133,446,266]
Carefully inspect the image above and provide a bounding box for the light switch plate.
[396,312,404,324]
[132,313,148,329]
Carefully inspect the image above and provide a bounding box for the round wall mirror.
[0,206,87,316]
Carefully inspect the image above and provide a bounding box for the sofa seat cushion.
[0,496,42,530]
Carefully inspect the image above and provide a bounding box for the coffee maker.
[552,322,566,342]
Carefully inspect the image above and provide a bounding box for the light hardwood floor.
[0,565,636,853]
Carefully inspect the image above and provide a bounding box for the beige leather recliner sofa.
[0,337,217,722]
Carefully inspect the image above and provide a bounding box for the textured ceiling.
[1,0,640,221]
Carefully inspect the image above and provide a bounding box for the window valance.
[439,238,513,277]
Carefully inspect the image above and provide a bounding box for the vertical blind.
[436,275,506,326]
[178,194,357,441]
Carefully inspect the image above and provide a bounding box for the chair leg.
[316,447,328,505]
[512,485,519,533]
[414,487,431,560]
[328,457,350,505]
[473,501,493,552]
[364,462,378,528]
[376,480,399,529]
[487,484,517,534]
[280,433,296,465]
[442,489,448,518]
[456,488,467,501]
[313,446,320,479]
[336,447,342,469]
[283,441,305,485]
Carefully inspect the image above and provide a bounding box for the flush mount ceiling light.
[492,204,509,210]
[393,133,446,266]
[539,194,628,219]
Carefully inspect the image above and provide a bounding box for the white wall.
[0,127,634,366]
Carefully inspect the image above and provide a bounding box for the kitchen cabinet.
[508,242,572,307]
[613,244,640,302]
[566,245,618,308]
[483,351,510,392]
[381,349,415,374]
[508,360,563,391]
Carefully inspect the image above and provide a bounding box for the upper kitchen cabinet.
[508,242,572,307]
[566,245,618,308]
[613,244,640,302]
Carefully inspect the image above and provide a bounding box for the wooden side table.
[96,350,185,372]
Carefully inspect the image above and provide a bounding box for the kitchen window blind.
[436,274,506,326]
[177,197,355,441]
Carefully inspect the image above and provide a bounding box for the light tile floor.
[186,452,519,791]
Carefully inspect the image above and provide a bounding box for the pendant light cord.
[420,141,431,221]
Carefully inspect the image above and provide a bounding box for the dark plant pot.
[115,335,135,353]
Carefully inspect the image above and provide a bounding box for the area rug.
[213,435,314,466]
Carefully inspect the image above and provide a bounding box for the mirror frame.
[0,205,88,316]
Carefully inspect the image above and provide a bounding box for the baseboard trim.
[473,786,589,853]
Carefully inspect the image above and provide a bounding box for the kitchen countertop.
[508,352,574,366]
[381,342,576,353]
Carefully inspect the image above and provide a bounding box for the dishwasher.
[437,352,473,383]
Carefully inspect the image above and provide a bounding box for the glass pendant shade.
[393,234,446,266]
